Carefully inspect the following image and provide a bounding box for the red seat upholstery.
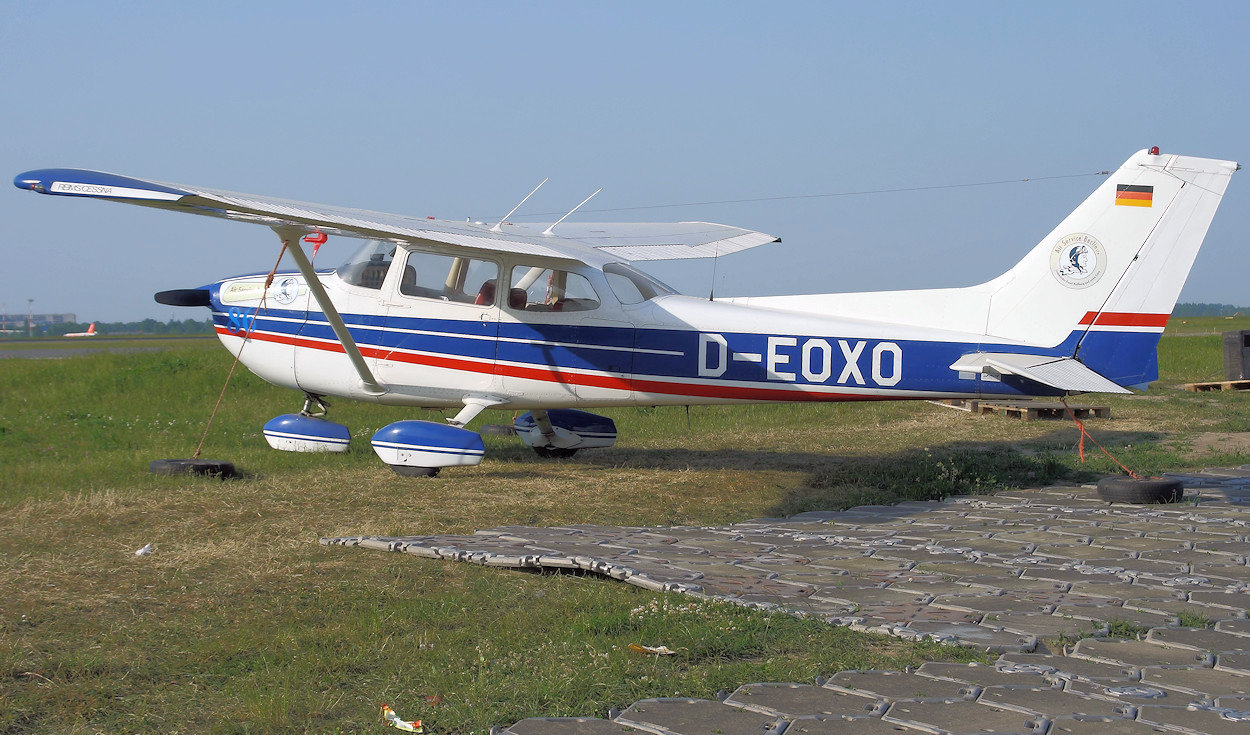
[474,280,496,306]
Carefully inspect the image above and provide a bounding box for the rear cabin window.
[337,240,396,290]
[603,262,675,304]
[399,251,499,305]
[508,266,600,312]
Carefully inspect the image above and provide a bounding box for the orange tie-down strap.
[1061,397,1141,479]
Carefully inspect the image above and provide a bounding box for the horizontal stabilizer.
[950,353,1132,394]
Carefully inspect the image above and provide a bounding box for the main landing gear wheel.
[386,465,441,478]
[149,459,238,479]
[1096,476,1184,504]
[533,446,578,458]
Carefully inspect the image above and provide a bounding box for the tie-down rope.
[1061,397,1141,479]
[192,242,289,459]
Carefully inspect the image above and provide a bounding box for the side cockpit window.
[508,266,600,312]
[399,250,499,305]
[337,240,396,290]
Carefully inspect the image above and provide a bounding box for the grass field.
[0,335,217,352]
[3,332,1250,733]
[1164,313,1250,336]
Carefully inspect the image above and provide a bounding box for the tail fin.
[86,322,95,335]
[983,149,1237,386]
[723,149,1236,390]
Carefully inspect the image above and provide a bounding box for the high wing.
[13,169,779,263]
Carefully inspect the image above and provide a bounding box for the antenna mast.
[708,241,720,301]
[543,188,602,236]
[490,178,548,233]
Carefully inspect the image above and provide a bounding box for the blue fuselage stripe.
[213,303,1159,398]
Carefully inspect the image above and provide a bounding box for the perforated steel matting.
[325,470,1250,733]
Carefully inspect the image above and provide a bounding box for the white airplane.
[13,149,1238,476]
[65,322,97,337]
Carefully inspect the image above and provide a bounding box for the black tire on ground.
[533,446,578,458]
[149,459,237,478]
[1096,476,1184,504]
[387,464,441,478]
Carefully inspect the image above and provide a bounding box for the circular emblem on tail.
[1050,233,1106,289]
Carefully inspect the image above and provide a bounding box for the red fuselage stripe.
[217,326,882,402]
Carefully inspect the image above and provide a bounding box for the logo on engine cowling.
[274,277,300,305]
[1050,233,1106,289]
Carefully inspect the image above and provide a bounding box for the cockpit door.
[374,249,502,401]
[293,239,392,398]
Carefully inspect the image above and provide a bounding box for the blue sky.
[4,2,1249,322]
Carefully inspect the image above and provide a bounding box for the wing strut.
[272,227,385,396]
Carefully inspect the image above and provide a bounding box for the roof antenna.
[708,240,721,301]
[543,188,602,236]
[491,178,548,233]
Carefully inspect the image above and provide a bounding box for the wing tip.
[13,168,188,201]
[13,169,47,192]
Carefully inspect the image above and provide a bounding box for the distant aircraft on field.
[65,322,97,337]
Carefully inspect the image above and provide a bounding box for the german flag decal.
[1115,184,1154,207]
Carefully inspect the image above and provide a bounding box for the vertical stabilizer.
[982,149,1237,386]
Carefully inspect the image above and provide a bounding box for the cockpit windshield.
[337,240,396,290]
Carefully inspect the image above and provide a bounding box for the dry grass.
[0,449,977,733]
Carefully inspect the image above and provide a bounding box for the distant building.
[0,313,77,326]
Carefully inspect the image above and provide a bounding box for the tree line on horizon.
[1,317,215,337]
[1172,302,1247,317]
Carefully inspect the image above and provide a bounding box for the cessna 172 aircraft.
[13,149,1238,475]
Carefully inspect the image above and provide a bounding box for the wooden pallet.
[930,399,1110,421]
[981,401,1110,421]
[1182,379,1250,392]
[927,398,981,413]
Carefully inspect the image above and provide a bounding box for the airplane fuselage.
[208,259,1094,412]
